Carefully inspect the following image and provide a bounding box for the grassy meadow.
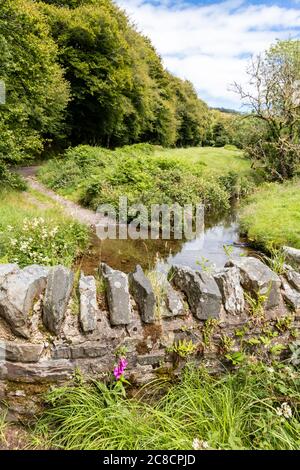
[152,145,251,176]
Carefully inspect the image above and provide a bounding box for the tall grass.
[34,362,300,450]
[0,411,7,445]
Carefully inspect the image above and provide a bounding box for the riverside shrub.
[39,144,240,218]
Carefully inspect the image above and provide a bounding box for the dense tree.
[172,77,210,147]
[0,0,69,166]
[0,0,213,172]
[39,0,210,147]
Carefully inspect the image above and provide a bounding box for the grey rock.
[70,343,108,359]
[43,265,74,335]
[0,265,48,338]
[214,266,245,316]
[51,345,70,360]
[282,280,300,311]
[101,263,131,325]
[163,283,185,317]
[79,273,98,333]
[226,257,281,309]
[283,246,300,266]
[0,264,19,284]
[137,352,166,366]
[284,266,300,292]
[129,265,156,323]
[171,265,222,320]
[0,341,44,363]
[0,359,73,383]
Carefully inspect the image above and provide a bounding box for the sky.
[116,0,300,109]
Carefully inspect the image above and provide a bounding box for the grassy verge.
[240,179,300,250]
[33,362,300,450]
[38,144,256,218]
[0,189,89,267]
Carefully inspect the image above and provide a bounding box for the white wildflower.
[276,402,292,419]
[192,438,201,450]
[50,226,58,237]
[20,241,29,252]
[192,438,209,450]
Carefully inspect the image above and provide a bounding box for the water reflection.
[156,218,246,273]
[79,209,249,275]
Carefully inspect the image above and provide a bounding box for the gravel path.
[18,167,114,227]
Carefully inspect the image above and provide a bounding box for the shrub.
[39,144,232,220]
[0,163,27,191]
[0,217,88,267]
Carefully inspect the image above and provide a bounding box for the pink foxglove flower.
[113,357,128,381]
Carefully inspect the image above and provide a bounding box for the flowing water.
[79,209,252,275]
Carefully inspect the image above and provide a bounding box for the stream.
[17,167,253,276]
[79,209,252,275]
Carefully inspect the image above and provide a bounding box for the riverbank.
[4,146,299,273]
[240,179,300,251]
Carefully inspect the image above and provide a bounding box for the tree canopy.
[0,0,211,169]
[0,0,70,165]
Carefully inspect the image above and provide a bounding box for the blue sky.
[116,0,300,109]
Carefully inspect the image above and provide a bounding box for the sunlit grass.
[240,179,300,249]
[152,146,252,177]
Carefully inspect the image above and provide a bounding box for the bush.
[39,144,233,220]
[0,216,88,267]
[0,163,27,191]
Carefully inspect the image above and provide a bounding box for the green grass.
[34,362,300,450]
[152,146,251,176]
[0,188,89,267]
[240,179,300,250]
[38,144,256,219]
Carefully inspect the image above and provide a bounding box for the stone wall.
[0,249,300,420]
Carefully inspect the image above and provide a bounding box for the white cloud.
[116,0,300,108]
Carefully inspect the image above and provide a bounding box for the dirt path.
[18,166,113,227]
